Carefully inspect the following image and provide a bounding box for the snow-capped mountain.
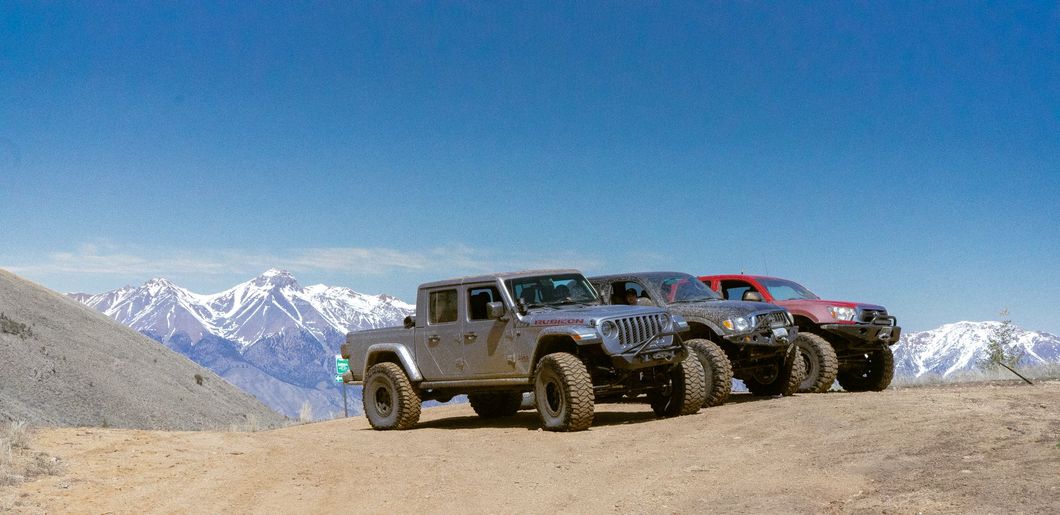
[74,269,413,348]
[70,270,414,419]
[893,321,1060,377]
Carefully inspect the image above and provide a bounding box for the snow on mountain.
[69,270,414,418]
[893,321,1060,377]
[75,269,412,349]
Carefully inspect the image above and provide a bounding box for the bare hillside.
[0,269,285,430]
[4,381,1058,514]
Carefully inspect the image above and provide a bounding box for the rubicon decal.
[533,319,586,326]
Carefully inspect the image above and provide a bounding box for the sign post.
[335,355,350,418]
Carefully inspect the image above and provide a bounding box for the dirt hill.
[0,269,286,430]
[3,381,1058,514]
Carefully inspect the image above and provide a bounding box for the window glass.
[467,285,501,321]
[641,273,720,304]
[429,289,458,324]
[758,278,819,301]
[721,280,752,301]
[505,273,599,307]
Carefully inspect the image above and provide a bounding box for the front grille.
[861,309,887,324]
[756,311,790,328]
[615,314,664,346]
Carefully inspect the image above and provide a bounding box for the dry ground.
[3,381,1059,514]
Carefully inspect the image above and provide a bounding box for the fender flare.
[685,317,725,339]
[364,343,423,382]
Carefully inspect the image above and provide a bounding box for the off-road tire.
[468,391,522,418]
[745,346,802,397]
[648,351,706,417]
[363,362,421,430]
[533,352,594,432]
[795,332,839,393]
[837,346,895,392]
[686,338,733,407]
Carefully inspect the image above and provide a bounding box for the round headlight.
[601,320,618,339]
[658,313,673,332]
[733,316,751,332]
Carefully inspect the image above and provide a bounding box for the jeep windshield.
[506,274,600,308]
[645,273,721,304]
[759,278,820,301]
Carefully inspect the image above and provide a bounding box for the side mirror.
[403,315,416,329]
[486,301,507,320]
[743,291,764,302]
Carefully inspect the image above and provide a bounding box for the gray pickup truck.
[590,272,803,406]
[341,270,705,431]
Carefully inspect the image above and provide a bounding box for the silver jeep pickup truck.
[341,269,705,431]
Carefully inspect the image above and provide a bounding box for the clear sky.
[1,2,1058,333]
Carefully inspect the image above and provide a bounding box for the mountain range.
[70,269,413,418]
[891,320,1060,378]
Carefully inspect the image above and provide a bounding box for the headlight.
[722,316,751,332]
[828,306,857,321]
[671,314,689,333]
[601,320,618,339]
[658,313,673,332]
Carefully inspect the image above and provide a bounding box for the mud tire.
[795,332,839,393]
[745,346,802,397]
[686,338,733,407]
[468,391,523,418]
[648,351,706,417]
[363,362,422,430]
[533,352,594,431]
[837,346,895,392]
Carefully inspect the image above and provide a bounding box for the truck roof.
[588,271,693,283]
[418,269,584,289]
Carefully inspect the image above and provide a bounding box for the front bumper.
[608,338,689,370]
[723,325,798,347]
[820,323,902,346]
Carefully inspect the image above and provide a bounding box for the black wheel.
[362,362,421,430]
[686,338,733,407]
[468,391,522,418]
[837,346,895,392]
[648,351,706,417]
[744,346,802,397]
[795,332,839,393]
[534,352,594,432]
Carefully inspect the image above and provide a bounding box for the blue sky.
[1,2,1058,333]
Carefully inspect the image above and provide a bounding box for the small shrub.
[0,420,62,486]
[4,421,29,450]
[977,310,1024,371]
[0,313,33,339]
[194,373,204,386]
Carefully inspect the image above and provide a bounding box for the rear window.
[428,289,458,324]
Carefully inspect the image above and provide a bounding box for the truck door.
[461,284,519,377]
[417,287,465,379]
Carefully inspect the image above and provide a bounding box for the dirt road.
[4,381,1059,514]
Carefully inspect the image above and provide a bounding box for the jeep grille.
[615,314,664,347]
[756,311,790,328]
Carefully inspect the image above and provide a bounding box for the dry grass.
[298,401,313,423]
[0,421,62,487]
[891,363,1060,388]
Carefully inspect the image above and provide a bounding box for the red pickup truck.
[699,274,901,393]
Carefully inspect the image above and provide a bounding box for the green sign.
[335,355,350,383]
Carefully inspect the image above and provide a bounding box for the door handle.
[427,335,440,344]
[463,332,477,342]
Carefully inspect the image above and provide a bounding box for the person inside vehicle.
[625,288,638,306]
